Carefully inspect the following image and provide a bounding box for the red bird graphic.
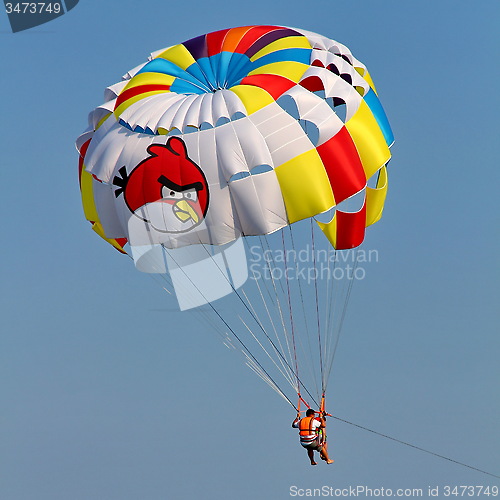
[113,137,209,233]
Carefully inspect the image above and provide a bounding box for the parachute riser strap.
[319,393,327,446]
[297,393,312,414]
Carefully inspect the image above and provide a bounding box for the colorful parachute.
[77,26,394,412]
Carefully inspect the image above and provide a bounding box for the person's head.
[306,409,315,417]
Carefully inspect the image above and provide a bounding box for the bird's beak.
[173,199,200,224]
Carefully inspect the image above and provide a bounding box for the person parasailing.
[292,408,334,465]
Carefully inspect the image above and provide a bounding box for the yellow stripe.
[345,100,391,180]
[81,167,126,252]
[80,168,99,222]
[355,67,377,94]
[156,44,196,70]
[95,112,111,131]
[363,70,377,94]
[354,66,365,77]
[248,61,309,83]
[355,86,366,97]
[114,89,171,117]
[122,72,176,92]
[316,216,337,249]
[250,36,312,62]
[365,166,388,226]
[275,149,335,223]
[229,84,275,114]
[92,222,126,253]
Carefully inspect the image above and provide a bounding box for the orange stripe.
[221,26,255,53]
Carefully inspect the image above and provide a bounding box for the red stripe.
[316,127,366,204]
[335,203,366,250]
[233,25,283,54]
[78,139,91,188]
[300,75,325,92]
[114,237,128,253]
[239,74,296,100]
[114,84,171,110]
[206,28,231,57]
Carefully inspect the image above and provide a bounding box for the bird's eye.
[162,186,182,200]
[183,189,198,202]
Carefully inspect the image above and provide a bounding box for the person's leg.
[307,448,317,465]
[319,444,334,464]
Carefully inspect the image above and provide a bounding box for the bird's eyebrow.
[158,175,203,192]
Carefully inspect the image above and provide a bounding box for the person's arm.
[292,413,301,428]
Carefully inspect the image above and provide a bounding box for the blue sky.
[1,1,499,499]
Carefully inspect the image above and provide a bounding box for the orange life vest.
[299,416,318,436]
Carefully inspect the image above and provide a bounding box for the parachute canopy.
[77,25,393,255]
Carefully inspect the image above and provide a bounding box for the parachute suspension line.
[258,235,287,297]
[255,235,295,363]
[239,287,296,388]
[310,219,326,393]
[240,281,296,389]
[126,252,175,295]
[257,235,299,387]
[242,238,297,388]
[325,247,360,383]
[322,245,338,388]
[331,414,500,479]
[238,315,297,390]
[262,228,321,404]
[287,225,321,402]
[141,244,252,361]
[250,235,306,393]
[193,241,319,408]
[281,230,301,396]
[130,250,228,338]
[244,352,296,408]
[159,244,298,411]
[250,235,296,373]
[211,238,296,389]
